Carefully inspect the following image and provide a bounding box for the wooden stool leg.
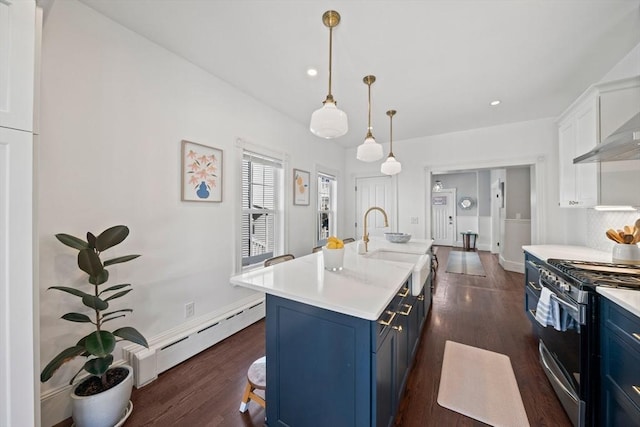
[239,381,253,413]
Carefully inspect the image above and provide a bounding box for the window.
[241,150,284,267]
[317,172,337,246]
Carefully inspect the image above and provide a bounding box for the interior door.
[431,189,455,246]
[355,176,394,239]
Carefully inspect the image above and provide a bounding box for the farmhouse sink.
[364,249,421,263]
[365,250,431,296]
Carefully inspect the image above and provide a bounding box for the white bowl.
[385,232,411,243]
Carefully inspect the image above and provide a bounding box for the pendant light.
[310,10,348,139]
[356,75,383,162]
[381,110,401,175]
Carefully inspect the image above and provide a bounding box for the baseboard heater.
[123,297,265,388]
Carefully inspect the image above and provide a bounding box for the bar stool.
[239,356,266,412]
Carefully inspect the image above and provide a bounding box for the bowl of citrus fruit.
[323,236,345,271]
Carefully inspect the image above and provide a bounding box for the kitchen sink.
[365,250,431,296]
[364,249,421,264]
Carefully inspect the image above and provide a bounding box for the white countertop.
[230,237,433,321]
[523,245,640,318]
[597,288,640,318]
[522,245,612,263]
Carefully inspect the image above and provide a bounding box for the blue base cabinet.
[600,298,640,426]
[524,252,542,324]
[265,276,430,427]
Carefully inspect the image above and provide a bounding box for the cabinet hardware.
[417,295,425,301]
[633,385,640,396]
[398,304,412,316]
[378,310,396,326]
[392,325,403,332]
[397,287,409,298]
[633,332,640,342]
[528,281,541,291]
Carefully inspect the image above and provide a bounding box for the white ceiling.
[75,0,640,147]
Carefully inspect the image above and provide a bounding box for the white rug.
[445,251,486,276]
[437,341,530,427]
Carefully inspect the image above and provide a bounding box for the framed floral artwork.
[181,140,223,202]
[293,169,310,205]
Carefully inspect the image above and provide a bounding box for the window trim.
[314,164,341,245]
[234,138,289,273]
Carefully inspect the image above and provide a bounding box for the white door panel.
[431,189,455,246]
[355,176,394,239]
[0,127,35,427]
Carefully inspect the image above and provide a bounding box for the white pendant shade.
[381,155,401,175]
[310,101,348,138]
[356,136,383,162]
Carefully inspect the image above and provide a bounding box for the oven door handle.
[549,293,583,324]
[539,341,579,403]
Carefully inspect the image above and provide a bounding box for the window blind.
[241,150,283,266]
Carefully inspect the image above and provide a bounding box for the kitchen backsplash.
[586,209,639,252]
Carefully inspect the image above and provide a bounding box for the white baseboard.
[40,294,265,426]
[499,255,525,273]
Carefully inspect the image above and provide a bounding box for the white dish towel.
[535,286,561,330]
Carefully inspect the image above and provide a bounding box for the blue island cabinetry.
[600,298,640,426]
[265,278,430,427]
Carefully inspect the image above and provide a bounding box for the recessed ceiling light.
[490,100,501,106]
[307,68,318,77]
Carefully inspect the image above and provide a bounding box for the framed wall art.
[181,140,223,202]
[293,169,310,206]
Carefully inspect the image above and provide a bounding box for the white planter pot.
[71,365,133,427]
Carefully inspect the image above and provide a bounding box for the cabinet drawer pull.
[392,325,403,332]
[378,310,396,326]
[398,304,412,316]
[633,333,640,342]
[633,385,640,396]
[397,287,409,298]
[417,295,425,301]
[528,281,541,291]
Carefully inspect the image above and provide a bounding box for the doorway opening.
[426,158,544,273]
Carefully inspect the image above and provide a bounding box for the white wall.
[38,0,347,398]
[505,167,531,220]
[599,42,640,83]
[345,117,578,248]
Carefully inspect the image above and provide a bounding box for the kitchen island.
[230,238,433,427]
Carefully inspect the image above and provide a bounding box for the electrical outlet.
[410,217,419,224]
[185,302,195,318]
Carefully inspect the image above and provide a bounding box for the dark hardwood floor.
[393,247,571,427]
[54,246,571,427]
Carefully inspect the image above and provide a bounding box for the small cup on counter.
[322,247,345,271]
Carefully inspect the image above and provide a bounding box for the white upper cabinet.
[0,0,36,132]
[557,76,640,208]
[557,92,599,208]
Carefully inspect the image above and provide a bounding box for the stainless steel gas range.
[524,255,640,427]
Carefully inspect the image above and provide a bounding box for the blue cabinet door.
[266,295,372,427]
[374,325,396,427]
[600,298,640,426]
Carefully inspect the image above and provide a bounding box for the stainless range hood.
[574,112,640,163]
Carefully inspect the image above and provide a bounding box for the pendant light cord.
[389,114,394,156]
[367,82,372,131]
[328,26,333,98]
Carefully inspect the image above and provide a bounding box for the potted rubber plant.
[40,225,148,427]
